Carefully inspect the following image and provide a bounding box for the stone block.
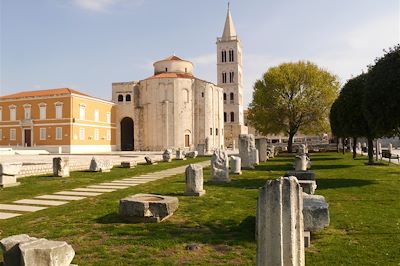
[230,156,242,175]
[121,161,137,168]
[144,156,157,165]
[294,154,311,171]
[0,234,37,266]
[176,149,186,160]
[285,171,315,181]
[52,157,70,177]
[239,134,259,169]
[0,162,23,176]
[210,149,230,183]
[196,144,206,156]
[298,180,317,194]
[256,176,304,266]
[89,158,112,172]
[119,194,179,223]
[304,231,311,248]
[255,138,268,162]
[0,175,20,188]
[184,164,205,196]
[19,238,75,266]
[303,193,330,232]
[186,151,198,159]
[162,149,173,162]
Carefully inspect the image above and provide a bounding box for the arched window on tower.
[221,50,227,62]
[223,93,227,103]
[229,49,234,62]
[230,112,235,122]
[118,94,123,102]
[125,94,131,102]
[222,72,227,83]
[229,72,235,83]
[230,92,234,103]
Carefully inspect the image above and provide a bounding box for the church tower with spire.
[217,4,248,148]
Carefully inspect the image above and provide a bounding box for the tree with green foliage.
[330,74,377,163]
[364,45,400,136]
[248,61,339,152]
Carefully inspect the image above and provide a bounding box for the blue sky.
[1,0,399,106]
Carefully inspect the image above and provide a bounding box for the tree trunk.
[352,137,357,159]
[367,137,374,165]
[342,138,345,155]
[336,137,339,153]
[288,133,295,153]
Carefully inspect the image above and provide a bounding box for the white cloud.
[73,0,118,11]
[189,54,215,65]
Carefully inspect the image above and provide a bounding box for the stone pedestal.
[163,149,173,162]
[298,180,317,194]
[304,231,311,248]
[89,158,112,172]
[52,157,70,177]
[266,145,275,158]
[119,194,179,223]
[239,134,259,169]
[186,151,198,159]
[121,161,137,168]
[303,193,330,232]
[197,144,206,156]
[294,155,311,171]
[0,162,22,188]
[176,149,186,160]
[285,171,315,181]
[210,149,230,183]
[0,234,37,265]
[255,138,269,162]
[230,156,242,175]
[256,176,304,266]
[184,164,205,196]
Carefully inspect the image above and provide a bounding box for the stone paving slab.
[88,185,129,189]
[120,179,150,183]
[35,195,86,201]
[0,212,22,219]
[14,199,69,206]
[110,181,140,186]
[72,188,116,193]
[54,191,102,196]
[0,204,47,212]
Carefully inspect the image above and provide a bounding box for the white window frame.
[9,105,16,121]
[10,128,16,140]
[56,127,62,140]
[79,104,86,120]
[106,129,111,141]
[94,109,99,122]
[79,128,85,140]
[39,103,47,120]
[23,104,31,119]
[55,102,63,119]
[94,128,99,141]
[106,112,111,124]
[0,106,2,121]
[40,128,46,140]
[0,129,2,140]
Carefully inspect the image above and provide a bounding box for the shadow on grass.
[206,179,267,189]
[317,178,376,190]
[311,164,354,170]
[95,213,256,244]
[254,164,292,172]
[308,157,342,161]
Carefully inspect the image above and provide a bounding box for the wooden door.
[24,129,31,147]
[185,134,190,147]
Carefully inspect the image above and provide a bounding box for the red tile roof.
[145,72,194,80]
[0,88,90,99]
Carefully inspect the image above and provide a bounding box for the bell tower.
[217,4,247,148]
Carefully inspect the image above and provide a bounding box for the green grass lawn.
[0,153,399,265]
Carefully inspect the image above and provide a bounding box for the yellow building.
[0,88,116,153]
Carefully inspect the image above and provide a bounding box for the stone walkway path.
[0,161,209,220]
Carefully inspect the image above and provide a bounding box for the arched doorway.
[121,117,134,151]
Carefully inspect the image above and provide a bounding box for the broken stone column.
[357,142,361,150]
[388,143,393,154]
[302,193,330,232]
[52,157,70,177]
[239,134,259,169]
[255,138,269,162]
[19,238,75,266]
[0,234,37,265]
[186,151,198,158]
[162,149,173,162]
[184,164,205,196]
[176,149,186,160]
[89,157,112,172]
[294,155,311,171]
[230,156,242,175]
[256,176,304,266]
[0,162,22,188]
[210,149,230,182]
[196,144,206,156]
[205,137,211,154]
[298,144,308,155]
[145,156,157,165]
[121,161,137,168]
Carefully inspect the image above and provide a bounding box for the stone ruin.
[119,194,179,223]
[196,144,206,156]
[293,154,311,171]
[184,164,205,196]
[230,156,242,175]
[297,144,308,155]
[239,134,259,169]
[145,156,157,165]
[162,149,173,162]
[256,176,305,266]
[0,162,22,188]
[0,234,75,266]
[89,157,112,172]
[120,161,137,168]
[302,193,330,233]
[186,151,198,159]
[210,149,230,183]
[176,148,186,160]
[52,157,70,177]
[255,138,269,162]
